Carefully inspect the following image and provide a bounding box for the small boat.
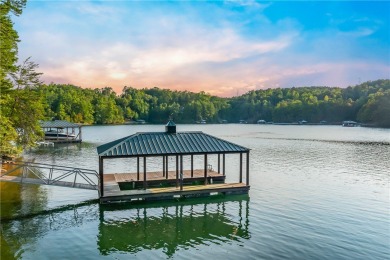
[45,129,76,140]
[257,120,266,124]
[342,121,358,127]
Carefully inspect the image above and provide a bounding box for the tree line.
[1,0,44,156]
[36,79,390,127]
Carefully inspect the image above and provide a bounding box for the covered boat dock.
[97,121,250,203]
[40,120,82,143]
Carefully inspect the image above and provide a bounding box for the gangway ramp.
[0,161,99,191]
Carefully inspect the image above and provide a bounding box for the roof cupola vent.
[165,120,176,134]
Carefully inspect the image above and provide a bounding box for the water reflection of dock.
[98,196,250,257]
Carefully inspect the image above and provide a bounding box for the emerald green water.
[1,125,389,259]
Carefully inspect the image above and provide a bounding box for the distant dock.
[40,120,82,143]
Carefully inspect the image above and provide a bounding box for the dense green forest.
[36,79,390,127]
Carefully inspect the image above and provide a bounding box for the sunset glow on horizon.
[14,1,390,97]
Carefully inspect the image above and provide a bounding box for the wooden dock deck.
[100,169,249,203]
[100,182,249,203]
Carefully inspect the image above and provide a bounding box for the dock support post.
[176,155,179,188]
[239,153,243,183]
[191,155,194,177]
[99,157,104,197]
[143,156,147,189]
[204,154,208,185]
[223,154,225,176]
[180,155,183,191]
[163,156,165,177]
[218,154,220,173]
[246,152,250,186]
[137,157,140,181]
[166,156,169,179]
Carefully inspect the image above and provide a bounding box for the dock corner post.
[239,153,243,183]
[99,156,104,198]
[204,154,208,185]
[143,156,147,189]
[176,155,179,188]
[246,152,250,186]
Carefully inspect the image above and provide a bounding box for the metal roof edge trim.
[201,132,250,151]
[98,150,249,159]
[96,133,140,155]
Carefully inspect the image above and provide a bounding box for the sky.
[13,0,390,97]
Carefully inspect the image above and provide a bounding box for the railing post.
[20,167,25,183]
[73,170,78,187]
[49,167,53,183]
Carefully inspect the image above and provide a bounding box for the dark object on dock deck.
[96,120,250,204]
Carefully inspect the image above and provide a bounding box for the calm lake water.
[1,124,389,259]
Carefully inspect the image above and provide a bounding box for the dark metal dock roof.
[97,131,249,157]
[40,120,80,128]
